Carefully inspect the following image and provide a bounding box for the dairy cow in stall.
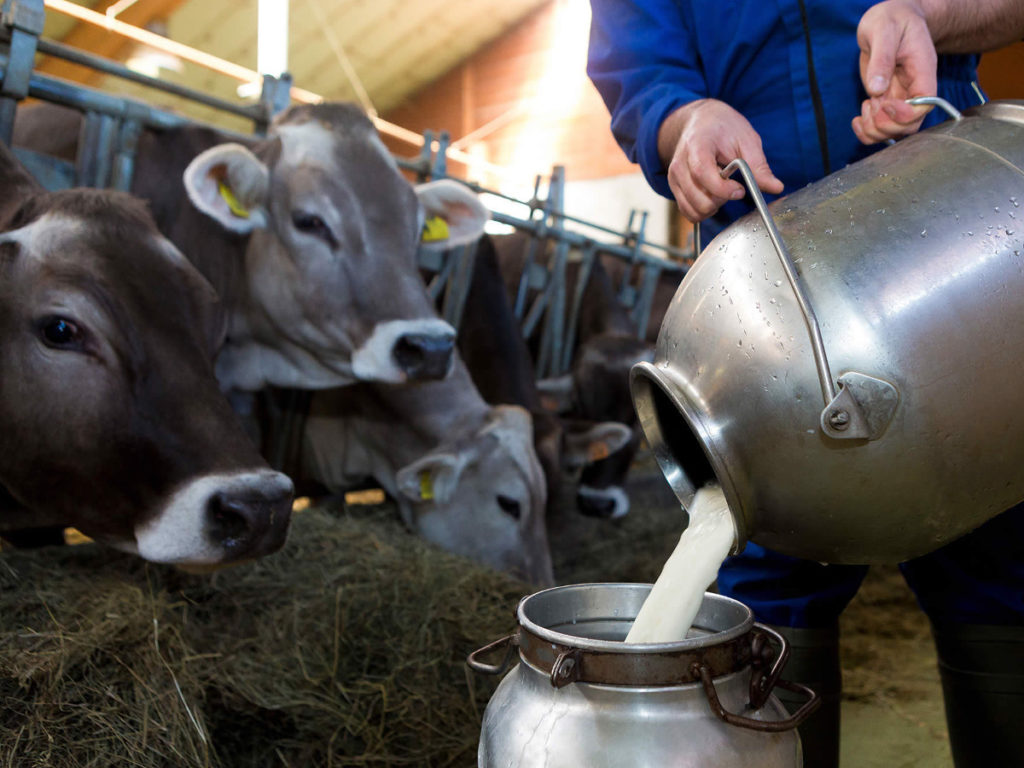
[0,141,293,564]
[298,364,556,585]
[451,235,633,525]
[14,102,486,395]
[490,231,656,519]
[294,233,632,584]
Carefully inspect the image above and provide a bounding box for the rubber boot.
[932,622,1024,768]
[770,624,841,768]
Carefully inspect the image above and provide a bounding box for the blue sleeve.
[587,0,707,199]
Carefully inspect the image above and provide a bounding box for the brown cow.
[0,141,293,564]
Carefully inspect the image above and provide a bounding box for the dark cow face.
[181,103,488,391]
[0,190,293,564]
[565,333,654,519]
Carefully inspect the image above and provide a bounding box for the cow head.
[560,333,655,519]
[394,405,554,585]
[181,102,488,391]
[0,181,293,564]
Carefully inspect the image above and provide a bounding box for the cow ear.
[562,420,633,469]
[536,374,575,414]
[183,143,269,234]
[395,452,468,505]
[415,179,489,248]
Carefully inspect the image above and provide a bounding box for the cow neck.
[359,357,490,463]
[301,356,490,492]
[131,126,256,315]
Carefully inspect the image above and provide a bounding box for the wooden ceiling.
[37,0,550,130]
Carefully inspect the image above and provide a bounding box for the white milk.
[625,485,736,644]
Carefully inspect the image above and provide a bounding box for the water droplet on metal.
[773,279,782,287]
[920,229,927,237]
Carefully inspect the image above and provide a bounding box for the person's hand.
[853,0,938,144]
[658,99,783,223]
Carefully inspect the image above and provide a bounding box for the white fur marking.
[0,213,85,255]
[275,122,339,170]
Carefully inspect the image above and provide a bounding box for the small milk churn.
[468,583,817,767]
[632,100,1024,564]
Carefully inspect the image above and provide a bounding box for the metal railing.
[0,0,692,379]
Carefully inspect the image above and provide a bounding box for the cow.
[14,102,488,394]
[298,360,555,585]
[451,234,633,524]
[0,140,293,565]
[490,231,655,519]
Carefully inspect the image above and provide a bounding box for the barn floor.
[0,454,953,766]
[602,455,953,768]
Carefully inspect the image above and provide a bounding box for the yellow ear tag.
[217,180,250,219]
[421,215,450,243]
[419,470,435,500]
[587,440,611,463]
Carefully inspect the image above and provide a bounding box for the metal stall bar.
[0,0,43,144]
[534,166,570,378]
[561,240,598,373]
[33,38,268,124]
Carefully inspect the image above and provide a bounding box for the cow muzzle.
[351,318,456,383]
[576,484,630,520]
[135,470,294,565]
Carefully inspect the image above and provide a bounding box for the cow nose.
[206,473,293,560]
[393,332,455,380]
[577,491,618,519]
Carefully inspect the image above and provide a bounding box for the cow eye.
[291,211,336,246]
[497,494,522,520]
[39,317,82,349]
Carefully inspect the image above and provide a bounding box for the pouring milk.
[626,485,736,644]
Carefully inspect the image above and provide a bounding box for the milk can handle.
[720,158,837,406]
[466,633,518,676]
[691,622,821,733]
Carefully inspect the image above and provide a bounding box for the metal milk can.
[469,583,817,767]
[631,100,1024,564]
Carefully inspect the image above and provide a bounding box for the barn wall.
[383,0,633,184]
[378,0,675,244]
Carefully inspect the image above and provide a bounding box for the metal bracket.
[0,0,44,144]
[721,159,900,442]
[820,371,900,441]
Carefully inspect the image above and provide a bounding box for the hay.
[0,503,529,768]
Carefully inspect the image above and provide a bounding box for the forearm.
[919,0,1024,52]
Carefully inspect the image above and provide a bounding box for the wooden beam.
[37,0,189,85]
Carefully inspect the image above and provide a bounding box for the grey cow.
[300,359,555,585]
[16,102,488,393]
[0,141,293,565]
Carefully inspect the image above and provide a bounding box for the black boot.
[932,622,1024,768]
[770,623,841,768]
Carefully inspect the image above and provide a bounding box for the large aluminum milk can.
[468,584,818,767]
[631,100,1024,564]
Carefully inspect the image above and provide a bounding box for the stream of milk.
[625,485,736,644]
